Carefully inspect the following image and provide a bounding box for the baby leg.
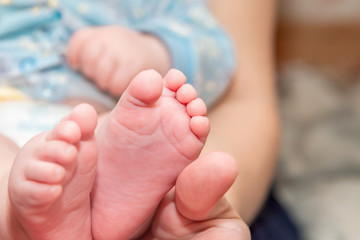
[91,69,210,240]
[0,134,18,173]
[0,134,19,239]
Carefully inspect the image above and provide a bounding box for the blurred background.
[275,0,360,239]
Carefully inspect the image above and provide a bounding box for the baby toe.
[187,98,207,117]
[25,161,65,184]
[176,84,197,104]
[190,116,210,142]
[164,69,187,91]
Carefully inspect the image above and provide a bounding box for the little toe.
[125,69,163,106]
[176,84,197,104]
[25,161,65,184]
[187,98,207,117]
[190,116,210,142]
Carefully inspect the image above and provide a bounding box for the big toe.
[125,69,163,106]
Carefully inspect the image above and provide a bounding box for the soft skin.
[67,26,171,97]
[206,0,280,224]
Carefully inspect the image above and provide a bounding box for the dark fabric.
[250,191,301,240]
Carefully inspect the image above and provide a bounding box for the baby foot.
[8,104,98,240]
[91,69,210,240]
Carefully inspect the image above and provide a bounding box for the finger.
[66,27,96,69]
[191,227,249,240]
[175,152,238,221]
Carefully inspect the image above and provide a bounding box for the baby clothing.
[0,0,236,107]
[0,0,236,146]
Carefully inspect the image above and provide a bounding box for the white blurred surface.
[279,0,360,24]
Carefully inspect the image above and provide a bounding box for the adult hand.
[140,152,251,240]
[67,26,171,97]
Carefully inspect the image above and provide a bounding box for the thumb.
[175,152,238,221]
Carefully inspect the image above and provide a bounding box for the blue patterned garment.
[0,0,236,107]
[251,191,301,240]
